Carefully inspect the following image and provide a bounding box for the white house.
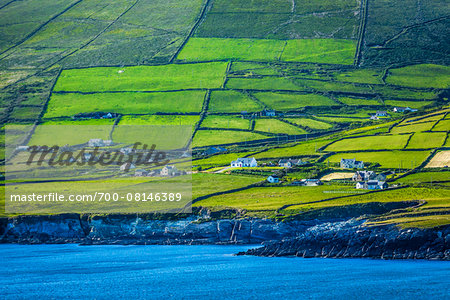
[340,158,364,169]
[357,180,388,190]
[278,158,303,168]
[393,107,418,113]
[161,165,179,176]
[134,169,149,177]
[302,179,323,186]
[267,175,280,183]
[231,157,257,168]
[356,182,366,189]
[120,162,136,171]
[88,139,113,147]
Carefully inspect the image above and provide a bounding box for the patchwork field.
[253,92,338,110]
[327,150,431,169]
[426,151,450,168]
[254,119,307,135]
[208,90,262,113]
[325,135,411,152]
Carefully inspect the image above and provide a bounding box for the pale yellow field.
[426,151,450,168]
[320,172,354,181]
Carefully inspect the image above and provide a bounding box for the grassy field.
[208,90,263,113]
[384,100,434,109]
[202,115,250,130]
[54,62,228,92]
[254,119,307,135]
[253,92,338,110]
[253,138,333,159]
[327,150,431,169]
[284,118,333,130]
[194,185,362,211]
[193,130,268,147]
[406,132,447,149]
[386,64,450,89]
[338,97,382,106]
[119,115,200,126]
[45,91,206,117]
[192,173,263,199]
[325,135,411,152]
[281,39,357,65]
[177,38,285,61]
[394,171,450,184]
[336,69,383,84]
[29,125,113,146]
[286,187,449,211]
[433,119,450,132]
[390,122,436,134]
[226,77,306,91]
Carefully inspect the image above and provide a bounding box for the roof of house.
[232,157,256,164]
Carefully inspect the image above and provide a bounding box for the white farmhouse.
[340,158,364,169]
[231,157,258,168]
[267,175,280,183]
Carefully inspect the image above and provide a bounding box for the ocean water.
[0,244,448,299]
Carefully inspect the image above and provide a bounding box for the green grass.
[338,97,382,106]
[29,125,113,146]
[395,171,450,184]
[433,119,450,132]
[327,150,431,168]
[406,132,447,149]
[54,62,228,92]
[286,187,449,211]
[281,39,357,65]
[177,38,285,62]
[192,173,263,199]
[44,91,206,117]
[202,115,250,130]
[42,119,116,125]
[386,64,450,89]
[384,100,434,109]
[208,0,292,13]
[193,130,268,147]
[112,125,192,150]
[208,90,263,113]
[9,106,41,120]
[119,115,200,126]
[315,116,370,123]
[254,119,307,135]
[226,77,306,91]
[253,92,338,110]
[194,185,361,211]
[284,118,333,130]
[326,134,411,151]
[336,69,383,84]
[390,121,436,134]
[253,138,333,159]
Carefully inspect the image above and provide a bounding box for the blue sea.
[0,244,448,299]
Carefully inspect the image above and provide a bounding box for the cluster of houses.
[369,111,388,120]
[267,175,323,186]
[353,170,389,190]
[120,163,185,177]
[88,139,113,147]
[230,157,305,169]
[393,107,418,113]
[340,158,364,169]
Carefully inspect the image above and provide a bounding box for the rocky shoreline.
[1,214,448,260]
[239,220,450,260]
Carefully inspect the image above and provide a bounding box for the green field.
[253,138,333,159]
[119,115,200,126]
[406,132,447,149]
[192,173,263,199]
[384,100,434,109]
[338,97,382,106]
[226,77,306,91]
[254,119,307,135]
[253,92,338,110]
[45,91,206,117]
[433,119,450,132]
[325,134,410,152]
[395,171,450,184]
[29,125,113,146]
[327,150,431,168]
[202,115,250,130]
[386,64,450,89]
[208,90,263,113]
[336,69,383,84]
[284,118,333,130]
[281,39,357,65]
[194,185,361,211]
[53,62,228,92]
[193,130,268,147]
[177,38,285,62]
[390,121,436,134]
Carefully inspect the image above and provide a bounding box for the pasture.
[327,150,431,169]
[53,62,228,92]
[325,134,410,152]
[254,119,307,135]
[208,90,263,113]
[386,64,450,89]
[406,132,447,149]
[193,130,268,147]
[202,115,250,130]
[253,92,338,110]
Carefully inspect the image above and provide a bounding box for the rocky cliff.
[239,220,450,260]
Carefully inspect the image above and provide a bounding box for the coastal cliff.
[240,220,450,260]
[1,214,448,260]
